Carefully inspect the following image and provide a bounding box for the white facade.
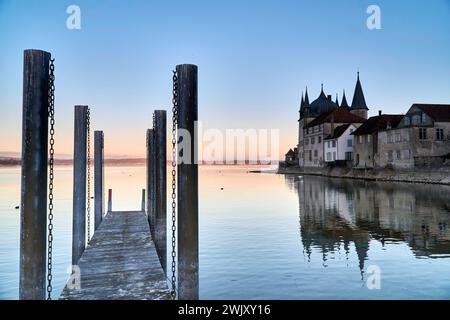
[324,125,356,162]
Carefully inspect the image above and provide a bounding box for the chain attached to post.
[170,70,178,299]
[86,107,91,244]
[46,58,56,300]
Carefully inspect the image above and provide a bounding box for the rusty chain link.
[87,107,91,244]
[170,70,178,299]
[47,57,55,300]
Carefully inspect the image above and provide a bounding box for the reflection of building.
[289,175,450,275]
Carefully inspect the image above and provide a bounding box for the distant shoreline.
[0,157,278,167]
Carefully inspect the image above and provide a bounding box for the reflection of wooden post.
[176,64,199,300]
[19,49,51,300]
[94,131,104,230]
[147,129,156,235]
[108,189,112,212]
[72,105,88,265]
[141,189,146,212]
[154,110,167,275]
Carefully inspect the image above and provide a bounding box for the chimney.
[378,110,382,116]
[327,95,332,101]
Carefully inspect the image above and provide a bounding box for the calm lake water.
[1,165,450,299]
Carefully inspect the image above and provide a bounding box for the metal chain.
[170,70,178,299]
[47,58,56,300]
[86,107,91,244]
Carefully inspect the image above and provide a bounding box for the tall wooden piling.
[154,110,167,274]
[176,64,199,299]
[72,105,88,265]
[19,49,51,300]
[94,131,104,230]
[147,129,156,234]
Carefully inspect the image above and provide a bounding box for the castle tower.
[350,72,369,119]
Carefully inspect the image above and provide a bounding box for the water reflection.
[287,175,450,277]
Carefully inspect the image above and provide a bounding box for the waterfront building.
[377,104,450,169]
[351,112,404,168]
[298,73,369,167]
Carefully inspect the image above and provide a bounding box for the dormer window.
[421,112,427,123]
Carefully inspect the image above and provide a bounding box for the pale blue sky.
[0,0,449,157]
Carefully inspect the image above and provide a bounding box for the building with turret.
[297,73,370,167]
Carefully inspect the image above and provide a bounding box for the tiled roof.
[413,104,450,122]
[324,124,351,140]
[352,114,403,135]
[305,108,366,128]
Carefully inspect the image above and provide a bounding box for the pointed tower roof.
[351,72,369,110]
[341,89,349,109]
[304,87,310,106]
[335,94,339,107]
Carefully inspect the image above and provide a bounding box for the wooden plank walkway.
[59,211,170,300]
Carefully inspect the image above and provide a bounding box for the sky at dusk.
[0,0,449,159]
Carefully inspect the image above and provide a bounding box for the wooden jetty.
[18,49,199,300]
[60,210,169,300]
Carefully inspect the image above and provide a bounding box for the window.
[387,133,393,143]
[314,150,318,157]
[332,140,336,148]
[326,152,331,161]
[347,139,353,147]
[403,117,410,126]
[436,128,444,141]
[327,141,330,148]
[333,152,336,161]
[405,149,411,159]
[367,135,371,143]
[311,137,315,144]
[421,112,427,123]
[419,128,427,140]
[412,115,420,125]
[356,154,360,164]
[388,151,393,162]
[308,150,312,161]
[350,128,354,133]
[318,136,322,143]
[345,152,353,161]
[396,150,401,160]
[395,133,401,142]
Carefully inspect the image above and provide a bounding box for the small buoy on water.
[220,187,224,190]
[15,206,19,210]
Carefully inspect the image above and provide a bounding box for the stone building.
[351,113,404,168]
[377,104,450,168]
[297,73,369,167]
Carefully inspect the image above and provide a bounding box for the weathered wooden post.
[19,49,51,300]
[108,189,112,212]
[72,105,88,265]
[141,189,146,212]
[176,64,199,299]
[154,110,167,274]
[147,129,156,234]
[94,131,104,230]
